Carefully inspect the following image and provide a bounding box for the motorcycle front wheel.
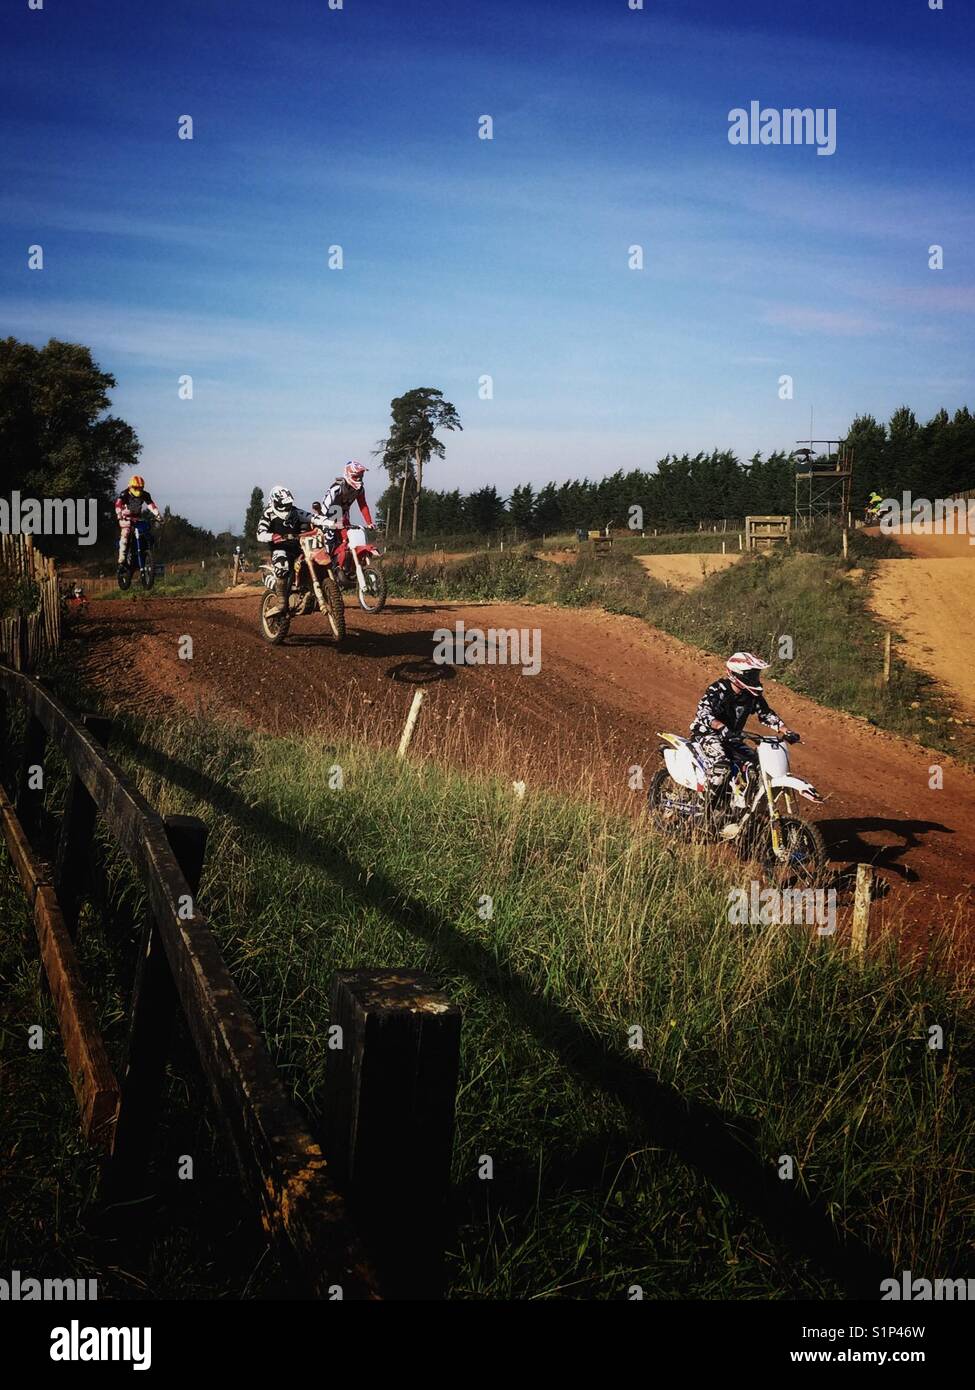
[260,590,291,644]
[759,815,827,888]
[357,556,387,613]
[117,564,131,591]
[319,572,346,642]
[140,558,155,590]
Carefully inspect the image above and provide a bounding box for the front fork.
[302,553,331,614]
[763,777,794,858]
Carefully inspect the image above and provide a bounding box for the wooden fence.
[0,666,461,1298]
[0,534,62,671]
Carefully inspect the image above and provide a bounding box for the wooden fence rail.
[0,534,62,671]
[0,665,389,1298]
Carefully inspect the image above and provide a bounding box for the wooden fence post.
[0,688,7,786]
[54,714,113,938]
[104,815,208,1200]
[397,689,425,758]
[324,970,461,1299]
[852,864,873,958]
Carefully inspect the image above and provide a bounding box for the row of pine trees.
[377,408,975,537]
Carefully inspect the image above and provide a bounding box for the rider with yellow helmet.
[115,475,162,565]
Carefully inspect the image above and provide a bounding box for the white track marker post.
[852,863,873,958]
[738,532,743,550]
[398,689,426,759]
[842,529,848,560]
[883,632,892,685]
[722,540,726,555]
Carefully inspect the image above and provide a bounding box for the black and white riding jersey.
[255,503,317,545]
[690,678,784,741]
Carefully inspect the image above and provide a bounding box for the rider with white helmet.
[690,653,796,811]
[256,485,318,614]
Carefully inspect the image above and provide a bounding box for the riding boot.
[702,776,730,832]
[266,577,290,617]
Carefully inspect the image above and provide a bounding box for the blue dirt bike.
[117,517,155,590]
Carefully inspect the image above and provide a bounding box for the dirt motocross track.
[76,591,975,948]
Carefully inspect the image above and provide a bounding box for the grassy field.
[93,567,230,601]
[2,693,974,1299]
[385,532,975,762]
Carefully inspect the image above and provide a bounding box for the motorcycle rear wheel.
[260,590,291,644]
[646,767,701,838]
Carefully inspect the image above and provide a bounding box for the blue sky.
[2,0,973,529]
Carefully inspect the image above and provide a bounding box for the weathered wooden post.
[0,686,7,785]
[54,714,112,938]
[397,689,425,758]
[324,969,461,1299]
[104,815,208,1200]
[883,633,892,685]
[852,864,873,958]
[842,529,848,560]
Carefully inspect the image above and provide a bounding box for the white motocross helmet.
[269,485,295,517]
[726,651,770,695]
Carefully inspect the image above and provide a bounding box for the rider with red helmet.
[318,462,375,571]
[690,653,795,808]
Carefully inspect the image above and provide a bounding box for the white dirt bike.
[646,730,827,885]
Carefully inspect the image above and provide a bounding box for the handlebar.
[738,731,800,745]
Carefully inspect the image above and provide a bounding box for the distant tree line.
[377,407,975,537]
[4,339,972,551]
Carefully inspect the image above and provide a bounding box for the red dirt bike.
[259,531,346,645]
[330,526,387,612]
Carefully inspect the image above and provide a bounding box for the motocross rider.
[318,462,375,571]
[256,485,322,615]
[690,653,796,815]
[115,475,162,566]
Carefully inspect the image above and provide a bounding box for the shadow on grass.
[119,728,897,1299]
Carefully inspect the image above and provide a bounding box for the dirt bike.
[646,730,827,886]
[864,505,882,526]
[330,526,387,612]
[117,517,155,590]
[259,530,346,645]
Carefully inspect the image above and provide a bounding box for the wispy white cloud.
[762,305,885,337]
